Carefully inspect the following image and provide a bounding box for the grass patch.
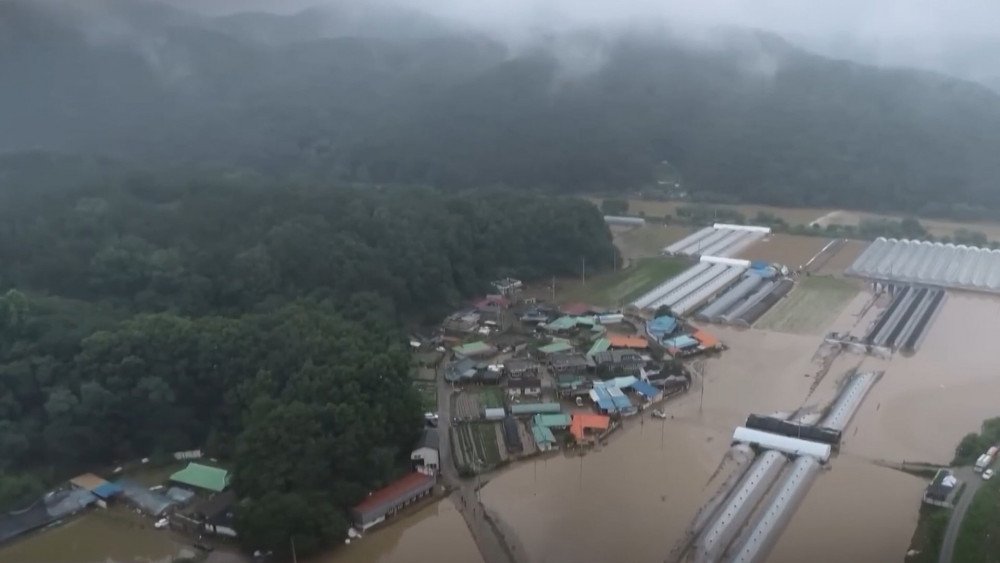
[954,478,1000,562]
[756,275,858,334]
[906,504,952,563]
[413,382,437,412]
[613,224,693,259]
[477,387,505,409]
[560,257,691,308]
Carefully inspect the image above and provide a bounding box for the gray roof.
[508,377,541,388]
[847,238,1000,293]
[505,358,538,372]
[549,353,588,368]
[593,349,643,365]
[417,428,439,451]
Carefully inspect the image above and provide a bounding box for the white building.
[411,428,439,475]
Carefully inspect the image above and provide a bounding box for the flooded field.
[0,508,193,563]
[756,276,861,335]
[844,292,1000,464]
[737,234,833,269]
[812,210,1000,241]
[606,199,834,226]
[316,498,482,563]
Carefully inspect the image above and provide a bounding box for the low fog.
[165,0,1000,89]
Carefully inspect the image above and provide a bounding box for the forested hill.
[5,1,1000,213]
[0,179,613,554]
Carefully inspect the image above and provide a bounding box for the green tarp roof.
[587,338,611,357]
[544,316,578,331]
[532,425,556,445]
[538,341,573,354]
[170,463,230,492]
[533,413,572,428]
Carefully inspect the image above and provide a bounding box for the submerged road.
[436,366,519,563]
[938,466,982,563]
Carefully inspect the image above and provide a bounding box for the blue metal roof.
[665,335,699,349]
[632,380,659,399]
[92,482,123,499]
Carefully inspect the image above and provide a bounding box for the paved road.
[939,466,982,563]
[436,370,518,563]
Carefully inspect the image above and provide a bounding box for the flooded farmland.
[737,234,834,270]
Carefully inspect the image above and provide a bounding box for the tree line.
[0,178,614,555]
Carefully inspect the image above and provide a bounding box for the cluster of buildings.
[0,455,237,549]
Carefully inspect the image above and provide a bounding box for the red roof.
[570,414,611,441]
[607,334,649,349]
[353,472,434,514]
[693,329,720,349]
[560,302,595,316]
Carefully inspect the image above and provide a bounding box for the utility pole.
[291,536,298,563]
[551,276,556,302]
[581,256,586,285]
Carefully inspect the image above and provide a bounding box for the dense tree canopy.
[0,178,614,555]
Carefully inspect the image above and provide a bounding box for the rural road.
[436,368,520,563]
[938,466,982,563]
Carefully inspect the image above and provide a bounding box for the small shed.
[411,428,439,475]
[531,425,557,452]
[538,341,573,355]
[632,380,663,403]
[117,479,175,516]
[533,413,572,428]
[453,341,496,358]
[484,407,506,421]
[170,463,230,493]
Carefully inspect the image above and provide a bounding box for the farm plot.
[737,234,833,270]
[413,382,437,412]
[757,275,860,334]
[453,388,505,420]
[612,224,693,259]
[451,422,506,473]
[559,257,690,308]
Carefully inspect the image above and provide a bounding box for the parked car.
[983,469,994,480]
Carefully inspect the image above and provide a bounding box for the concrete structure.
[411,428,439,475]
[352,472,436,531]
[847,237,1000,294]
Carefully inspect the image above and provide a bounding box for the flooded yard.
[315,498,482,563]
[0,508,194,563]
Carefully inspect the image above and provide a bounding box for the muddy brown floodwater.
[315,498,482,563]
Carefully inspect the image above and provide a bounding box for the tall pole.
[551,276,555,302]
[581,256,586,285]
[291,536,298,563]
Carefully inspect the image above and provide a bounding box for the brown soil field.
[815,239,869,276]
[737,233,834,269]
[812,210,1000,241]
[602,198,833,225]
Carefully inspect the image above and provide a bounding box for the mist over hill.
[5,0,1000,214]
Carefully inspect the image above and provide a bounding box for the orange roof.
[693,329,720,348]
[70,473,108,491]
[570,413,611,441]
[607,334,649,349]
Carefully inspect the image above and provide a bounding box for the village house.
[504,358,539,379]
[548,353,589,374]
[592,349,644,377]
[507,377,542,398]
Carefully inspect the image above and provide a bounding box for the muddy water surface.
[315,498,482,563]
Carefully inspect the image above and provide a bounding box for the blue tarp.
[632,380,659,400]
[647,316,678,340]
[91,482,123,499]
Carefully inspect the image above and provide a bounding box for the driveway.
[939,466,983,563]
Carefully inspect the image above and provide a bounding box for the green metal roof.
[453,341,492,356]
[538,341,573,355]
[532,425,556,445]
[170,463,230,492]
[544,316,578,331]
[587,338,611,357]
[533,413,572,428]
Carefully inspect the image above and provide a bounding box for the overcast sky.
[167,0,1000,85]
